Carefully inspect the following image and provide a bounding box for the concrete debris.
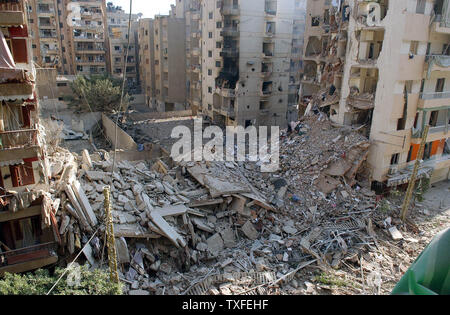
[388,226,404,241]
[41,113,416,296]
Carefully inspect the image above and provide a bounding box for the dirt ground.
[284,180,450,295]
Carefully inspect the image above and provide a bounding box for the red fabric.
[8,26,28,38]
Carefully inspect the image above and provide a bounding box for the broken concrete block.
[149,260,161,271]
[196,242,208,252]
[159,262,172,274]
[388,226,403,241]
[118,195,130,204]
[86,171,108,182]
[283,225,298,235]
[81,149,93,170]
[206,233,224,255]
[115,237,130,264]
[241,221,259,240]
[220,227,236,248]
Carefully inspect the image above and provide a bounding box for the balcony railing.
[0,129,39,150]
[222,4,239,15]
[0,0,24,12]
[419,91,450,100]
[0,242,57,269]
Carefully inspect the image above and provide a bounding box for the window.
[390,153,400,166]
[208,50,212,57]
[208,87,212,93]
[208,69,212,75]
[209,32,213,38]
[435,78,445,93]
[209,12,213,19]
[216,22,222,28]
[57,83,67,87]
[429,111,439,127]
[216,61,221,67]
[410,41,419,55]
[416,0,426,14]
[216,41,221,48]
[407,146,414,163]
[10,162,35,187]
[311,16,320,26]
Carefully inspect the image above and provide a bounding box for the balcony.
[0,242,58,276]
[425,55,450,75]
[216,87,235,98]
[191,47,200,56]
[0,82,34,100]
[0,0,25,26]
[222,4,239,16]
[0,129,39,150]
[432,14,450,34]
[220,47,238,58]
[418,91,450,110]
[191,64,201,73]
[221,27,239,37]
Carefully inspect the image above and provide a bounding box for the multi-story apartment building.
[151,14,187,111]
[299,0,450,188]
[61,0,110,76]
[201,0,299,128]
[138,18,156,106]
[106,3,140,89]
[0,0,59,274]
[175,0,203,115]
[27,0,63,72]
[287,0,306,122]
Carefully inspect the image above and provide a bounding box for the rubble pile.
[45,114,405,295]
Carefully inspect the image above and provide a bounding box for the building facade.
[200,0,301,128]
[27,0,63,72]
[151,14,187,112]
[299,0,450,187]
[0,0,59,274]
[138,18,156,106]
[107,4,140,89]
[175,0,203,115]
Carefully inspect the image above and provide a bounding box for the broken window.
[311,16,320,27]
[390,153,399,165]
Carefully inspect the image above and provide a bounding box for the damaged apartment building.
[0,1,59,275]
[300,0,450,189]
[201,0,305,128]
[174,0,203,115]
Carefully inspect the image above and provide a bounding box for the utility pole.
[104,186,119,284]
[400,125,430,222]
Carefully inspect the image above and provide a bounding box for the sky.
[109,0,176,18]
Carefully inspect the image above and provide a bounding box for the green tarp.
[391,228,450,295]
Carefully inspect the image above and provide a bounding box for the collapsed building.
[0,2,59,275]
[299,0,450,191]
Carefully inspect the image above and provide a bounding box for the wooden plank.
[0,205,41,223]
[71,180,98,227]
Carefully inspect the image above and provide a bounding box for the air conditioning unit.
[389,165,398,175]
